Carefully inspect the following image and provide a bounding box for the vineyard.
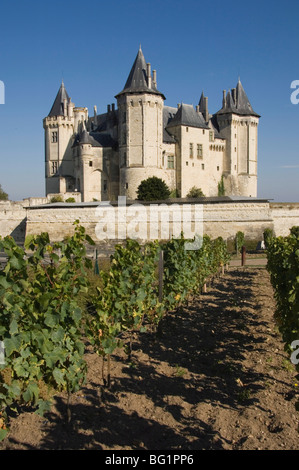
[1,223,299,450]
[0,221,230,442]
[266,227,299,410]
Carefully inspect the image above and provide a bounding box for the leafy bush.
[0,185,8,201]
[0,222,95,437]
[137,177,171,201]
[290,226,299,237]
[235,231,245,254]
[218,176,225,197]
[65,197,76,203]
[186,187,205,198]
[263,228,274,248]
[266,229,299,411]
[50,195,64,203]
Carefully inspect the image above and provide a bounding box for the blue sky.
[0,0,299,202]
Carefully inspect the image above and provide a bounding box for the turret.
[43,81,76,196]
[215,79,260,197]
[115,46,166,199]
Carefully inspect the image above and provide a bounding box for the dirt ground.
[1,266,299,451]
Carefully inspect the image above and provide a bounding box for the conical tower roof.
[115,47,165,99]
[198,91,206,112]
[216,79,260,117]
[235,79,260,117]
[48,81,70,117]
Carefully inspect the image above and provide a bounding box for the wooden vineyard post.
[241,245,246,266]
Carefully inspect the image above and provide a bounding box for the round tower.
[115,47,166,199]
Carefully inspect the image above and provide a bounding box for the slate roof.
[166,103,210,130]
[209,115,225,140]
[163,106,177,143]
[48,81,70,117]
[216,79,260,117]
[115,47,165,99]
[73,129,117,149]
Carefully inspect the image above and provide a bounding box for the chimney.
[196,105,199,113]
[152,69,157,87]
[112,103,115,112]
[204,96,209,122]
[147,63,151,88]
[232,88,236,104]
[63,98,67,117]
[94,105,97,126]
[68,98,74,118]
[222,90,226,108]
[107,104,111,113]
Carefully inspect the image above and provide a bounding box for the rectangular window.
[209,131,214,142]
[123,151,127,166]
[201,163,205,170]
[189,143,193,158]
[103,180,107,192]
[167,155,174,169]
[197,144,203,158]
[217,166,220,171]
[123,132,127,145]
[89,161,93,167]
[51,161,58,175]
[51,131,58,143]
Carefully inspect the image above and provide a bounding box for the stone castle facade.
[43,47,260,202]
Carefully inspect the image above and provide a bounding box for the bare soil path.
[1,267,299,450]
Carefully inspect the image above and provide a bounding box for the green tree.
[0,184,8,201]
[235,231,245,254]
[217,176,225,196]
[50,195,64,203]
[137,176,171,201]
[186,186,205,198]
[263,228,274,248]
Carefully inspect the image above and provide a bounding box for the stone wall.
[24,198,274,246]
[2,199,299,251]
[0,201,27,244]
[270,202,299,237]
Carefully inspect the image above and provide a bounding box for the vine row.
[0,223,230,439]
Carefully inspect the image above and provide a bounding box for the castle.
[43,47,260,202]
